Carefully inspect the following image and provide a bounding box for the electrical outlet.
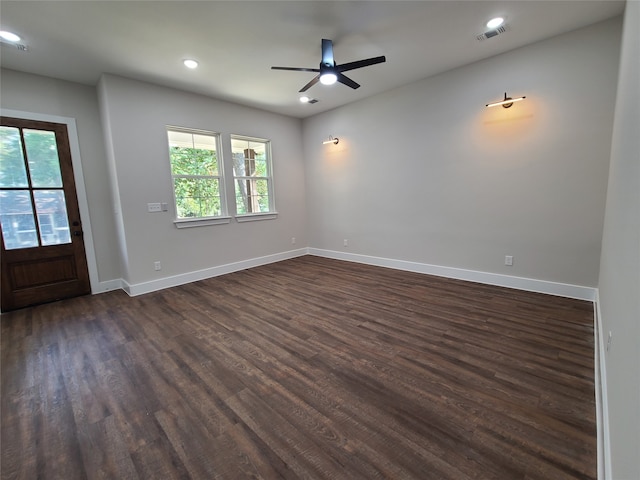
[607,331,612,352]
[147,203,162,213]
[343,239,349,247]
[291,237,296,245]
[505,255,513,266]
[154,261,161,271]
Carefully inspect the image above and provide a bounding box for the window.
[0,126,72,249]
[231,135,275,218]
[167,127,228,226]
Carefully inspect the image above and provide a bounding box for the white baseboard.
[122,248,308,296]
[96,248,598,301]
[308,248,597,301]
[92,279,123,294]
[594,292,612,480]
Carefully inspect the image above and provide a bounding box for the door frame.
[1,108,100,296]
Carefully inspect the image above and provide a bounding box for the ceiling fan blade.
[321,39,335,67]
[337,73,360,90]
[271,66,320,73]
[299,75,321,92]
[337,56,386,73]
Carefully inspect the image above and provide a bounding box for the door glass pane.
[0,126,28,187]
[0,190,38,249]
[24,129,63,188]
[33,190,71,246]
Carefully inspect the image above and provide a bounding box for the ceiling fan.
[271,38,386,92]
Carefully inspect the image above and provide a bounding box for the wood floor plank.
[76,415,141,480]
[1,256,597,479]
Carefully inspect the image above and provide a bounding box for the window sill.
[235,212,278,223]
[174,216,232,229]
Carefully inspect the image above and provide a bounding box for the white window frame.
[166,126,230,228]
[230,134,277,222]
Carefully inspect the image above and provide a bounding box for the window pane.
[235,181,247,215]
[254,156,267,177]
[231,139,267,177]
[232,151,247,176]
[168,131,217,151]
[235,178,270,214]
[168,130,218,176]
[0,190,38,249]
[174,178,221,218]
[0,126,28,187]
[33,190,71,246]
[169,146,218,176]
[253,179,270,212]
[24,129,63,188]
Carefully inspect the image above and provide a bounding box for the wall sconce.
[486,92,526,108]
[323,135,339,145]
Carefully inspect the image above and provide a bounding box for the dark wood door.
[0,117,90,311]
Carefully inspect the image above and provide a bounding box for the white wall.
[0,69,121,288]
[97,74,307,289]
[303,18,621,290]
[598,1,640,478]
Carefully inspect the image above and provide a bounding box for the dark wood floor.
[1,255,597,480]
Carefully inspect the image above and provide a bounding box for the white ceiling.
[0,1,625,118]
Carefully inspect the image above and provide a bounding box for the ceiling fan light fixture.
[320,73,337,85]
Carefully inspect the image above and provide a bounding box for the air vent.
[308,99,319,104]
[476,24,509,41]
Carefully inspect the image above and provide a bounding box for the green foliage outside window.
[169,146,221,218]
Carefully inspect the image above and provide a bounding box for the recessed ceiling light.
[0,31,21,42]
[299,96,310,103]
[183,59,199,69]
[486,17,505,29]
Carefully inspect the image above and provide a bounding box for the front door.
[0,117,90,311]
